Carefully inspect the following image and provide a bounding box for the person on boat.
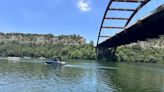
[45,56,65,65]
[51,56,61,63]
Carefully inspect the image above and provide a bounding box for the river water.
[0,59,164,92]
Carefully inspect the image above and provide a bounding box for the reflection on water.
[0,59,164,92]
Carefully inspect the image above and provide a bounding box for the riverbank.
[0,56,47,61]
[115,46,164,64]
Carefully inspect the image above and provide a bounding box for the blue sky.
[0,0,163,44]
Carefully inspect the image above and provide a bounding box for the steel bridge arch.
[97,0,151,47]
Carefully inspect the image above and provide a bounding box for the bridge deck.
[97,4,164,48]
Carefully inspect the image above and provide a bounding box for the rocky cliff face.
[125,35,164,49]
[0,32,86,45]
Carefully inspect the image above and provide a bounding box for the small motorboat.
[45,57,66,66]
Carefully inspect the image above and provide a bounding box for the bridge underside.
[98,5,164,48]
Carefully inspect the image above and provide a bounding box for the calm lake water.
[0,59,164,92]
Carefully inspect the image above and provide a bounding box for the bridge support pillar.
[96,47,117,61]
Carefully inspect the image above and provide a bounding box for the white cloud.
[76,0,91,12]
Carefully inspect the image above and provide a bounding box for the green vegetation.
[116,46,164,63]
[1,32,164,63]
[115,36,164,63]
[0,33,95,60]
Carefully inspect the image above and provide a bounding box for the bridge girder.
[97,0,150,47]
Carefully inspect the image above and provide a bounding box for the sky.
[0,0,163,44]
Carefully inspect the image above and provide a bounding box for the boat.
[39,56,46,60]
[8,57,21,61]
[45,57,66,66]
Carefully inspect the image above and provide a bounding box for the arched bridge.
[96,0,164,59]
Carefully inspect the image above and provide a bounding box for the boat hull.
[45,61,66,66]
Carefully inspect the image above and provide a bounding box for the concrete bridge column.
[96,47,117,61]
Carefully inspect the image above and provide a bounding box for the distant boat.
[23,57,31,59]
[8,57,21,61]
[39,57,46,60]
[45,57,66,66]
